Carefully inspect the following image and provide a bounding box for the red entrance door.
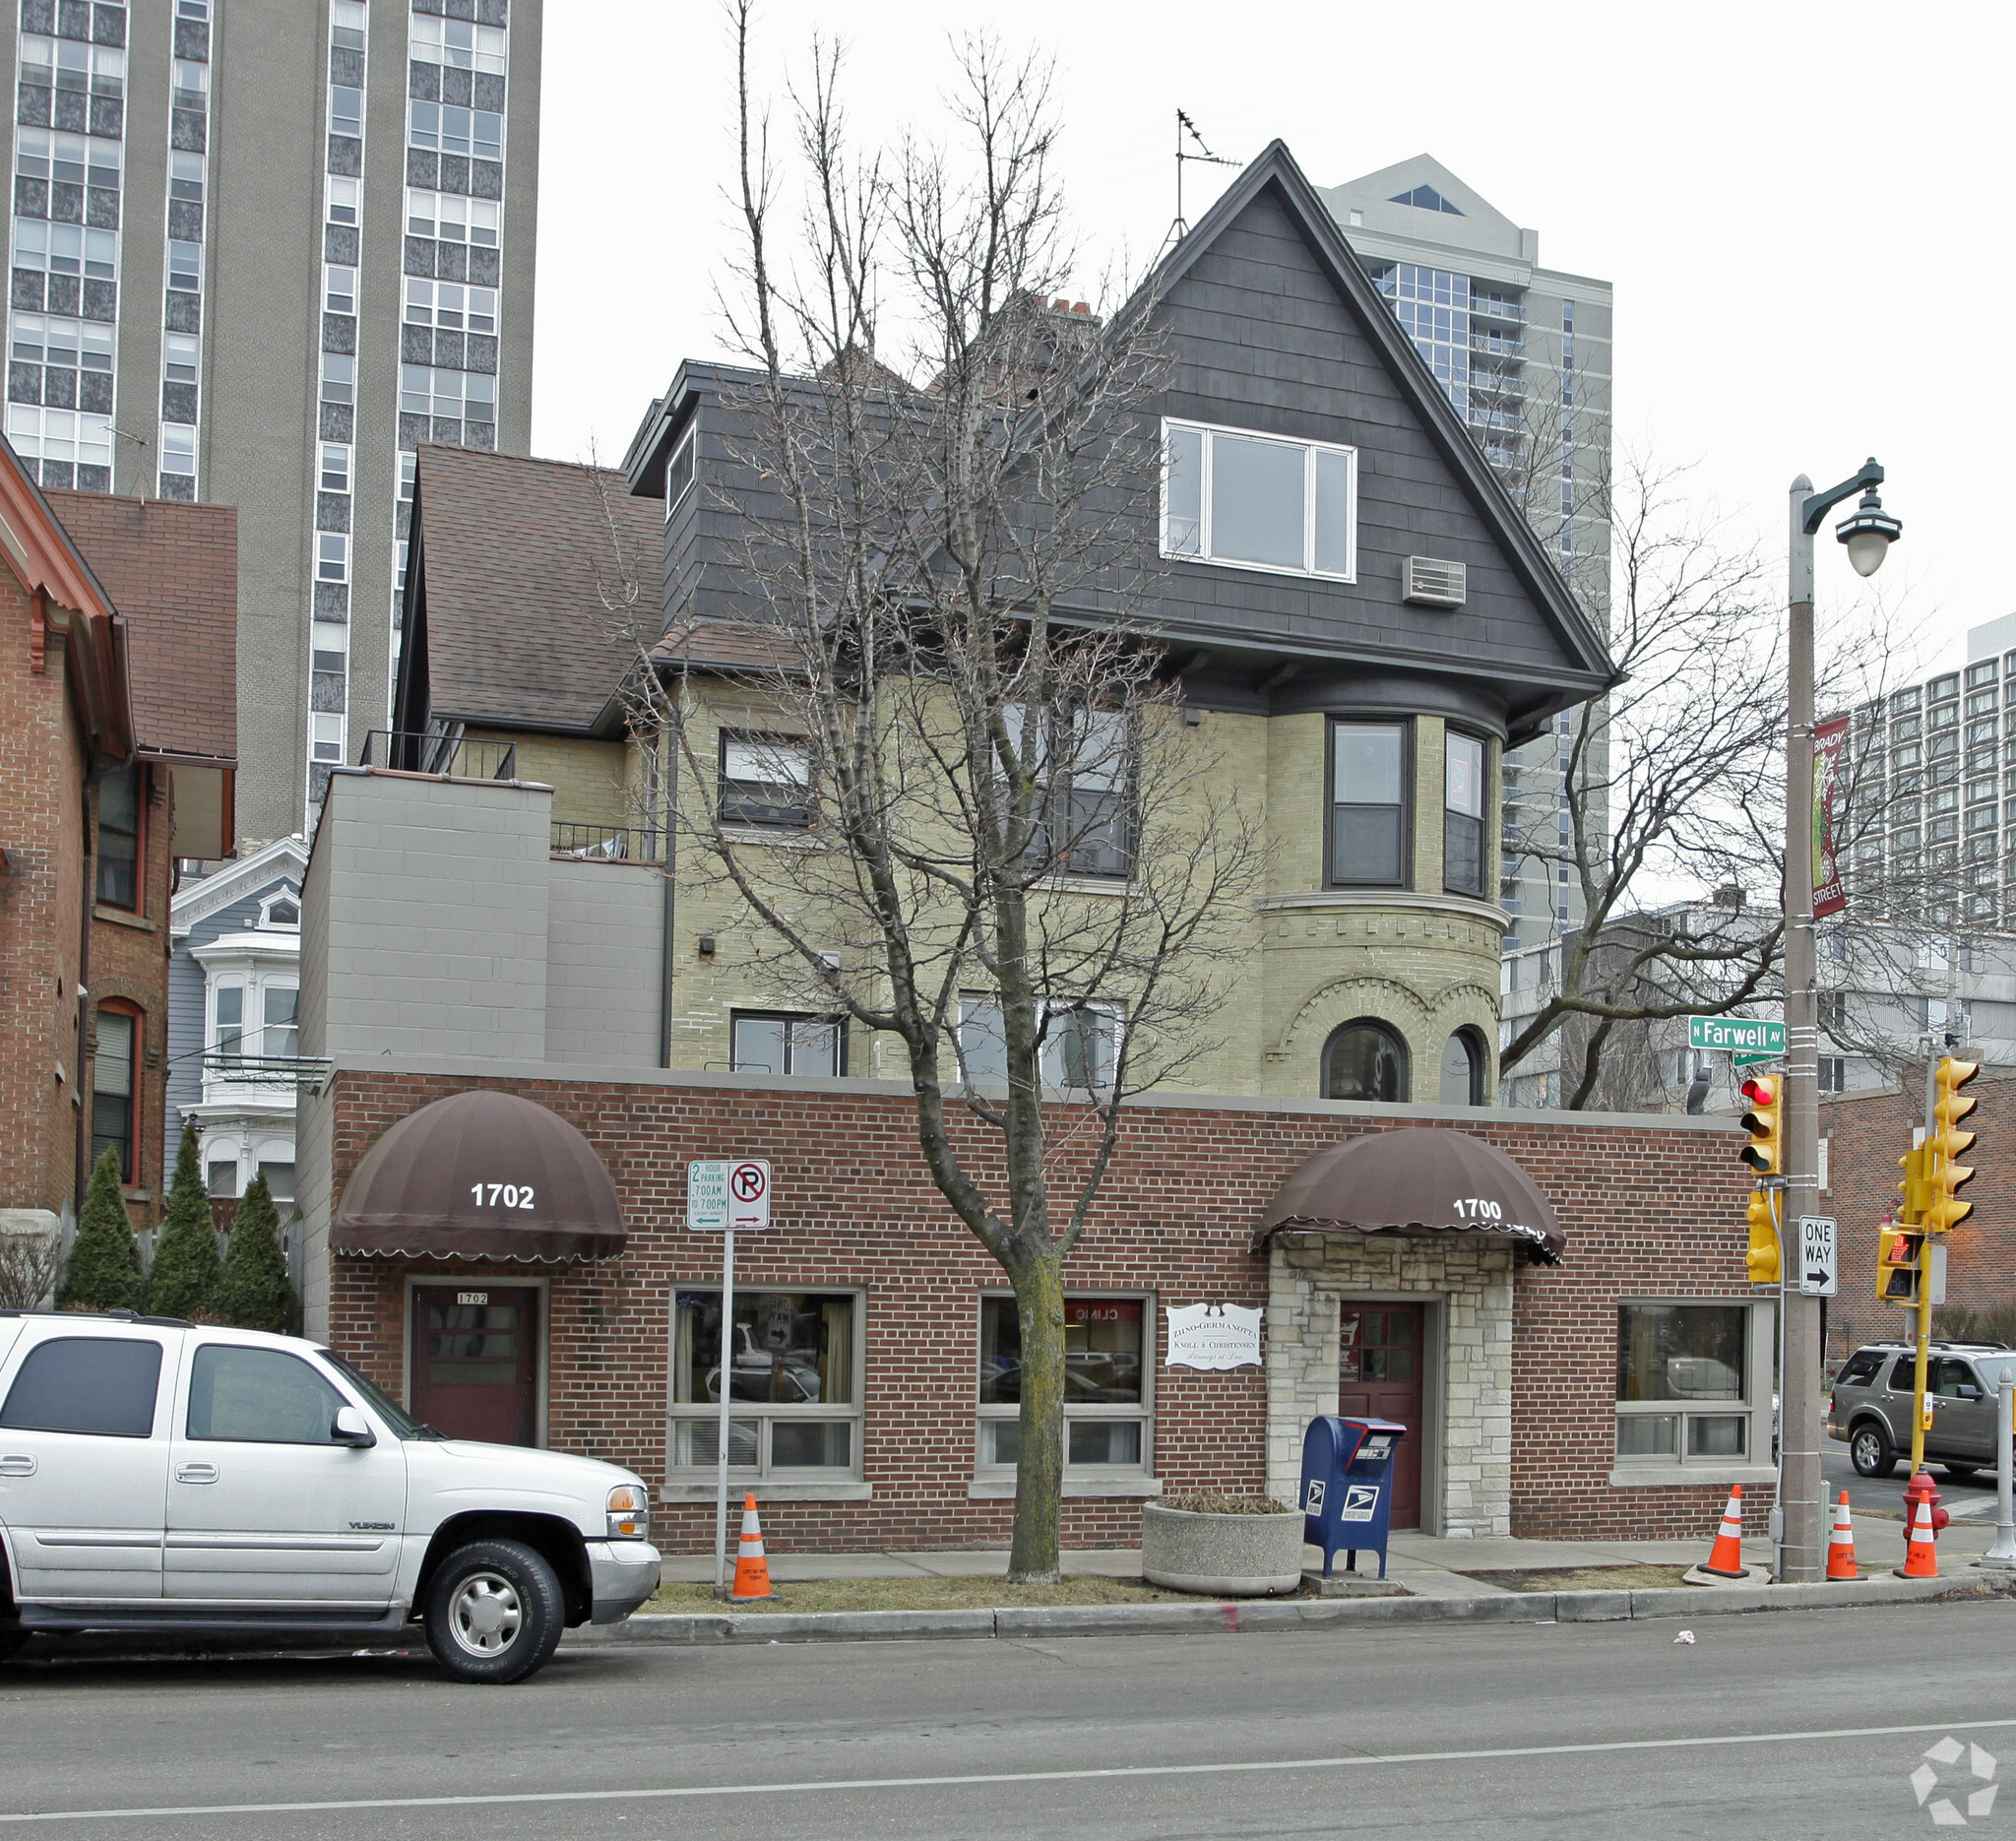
[1339,1302,1424,1531]
[410,1285,540,1445]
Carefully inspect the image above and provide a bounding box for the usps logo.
[1336,1484,1381,1523]
[1303,1480,1326,1515]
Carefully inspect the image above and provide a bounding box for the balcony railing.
[549,820,668,862]
[359,730,517,780]
[1470,332,1525,357]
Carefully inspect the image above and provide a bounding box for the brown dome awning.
[1257,1128,1565,1264]
[333,1090,626,1263]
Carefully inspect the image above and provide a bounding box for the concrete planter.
[1141,1502,1305,1597]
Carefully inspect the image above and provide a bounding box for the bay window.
[1330,722,1408,886]
[1162,418,1357,581]
[667,1290,862,1480]
[977,1296,1152,1477]
[1445,730,1487,896]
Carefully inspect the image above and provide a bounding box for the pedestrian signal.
[1877,1225,1923,1305]
[1738,1074,1782,1176]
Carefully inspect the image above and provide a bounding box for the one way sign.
[1797,1215,1838,1298]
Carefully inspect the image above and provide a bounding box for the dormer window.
[1162,419,1356,582]
[261,895,300,928]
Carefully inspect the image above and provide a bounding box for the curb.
[566,1572,2012,1647]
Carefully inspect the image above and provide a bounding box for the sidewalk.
[658,1510,2003,1594]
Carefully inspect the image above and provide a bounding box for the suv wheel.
[0,1631,27,1666]
[1851,1421,1897,1479]
[423,1539,565,1684]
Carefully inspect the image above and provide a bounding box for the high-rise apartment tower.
[2,0,540,844]
[1319,156,1611,944]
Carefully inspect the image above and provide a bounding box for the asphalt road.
[4,1601,2016,1838]
[1824,1438,2010,1521]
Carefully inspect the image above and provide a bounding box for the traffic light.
[1924,1056,1981,1234]
[1738,1074,1782,1177]
[1897,1142,1927,1223]
[1744,1189,1779,1284]
[1877,1225,1924,1304]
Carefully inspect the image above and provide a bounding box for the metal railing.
[201,1053,336,1094]
[549,820,668,862]
[359,730,517,780]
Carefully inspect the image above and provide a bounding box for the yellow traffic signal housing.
[1738,1074,1783,1177]
[1897,1142,1928,1223]
[1744,1190,1779,1284]
[1925,1057,1981,1233]
[1877,1225,1924,1304]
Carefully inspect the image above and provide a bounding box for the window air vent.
[1404,556,1466,608]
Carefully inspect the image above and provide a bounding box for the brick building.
[0,441,235,1249]
[1818,1072,2016,1362]
[306,1059,1760,1552]
[297,767,1771,1550]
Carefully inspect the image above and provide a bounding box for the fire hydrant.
[1904,1469,1951,1535]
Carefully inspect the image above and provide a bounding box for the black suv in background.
[1829,1340,2016,1479]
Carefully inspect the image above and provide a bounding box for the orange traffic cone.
[1826,1491,1858,1581]
[729,1492,777,1601]
[1895,1495,1939,1579]
[1683,1484,1755,1584]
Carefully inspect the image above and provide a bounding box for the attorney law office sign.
[1165,1302,1263,1370]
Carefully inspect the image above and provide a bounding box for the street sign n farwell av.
[1688,1016,1786,1067]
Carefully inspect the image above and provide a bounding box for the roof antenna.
[1167,110,1240,249]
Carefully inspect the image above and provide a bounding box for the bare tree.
[608,16,1266,1580]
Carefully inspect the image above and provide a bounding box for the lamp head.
[1836,483,1903,578]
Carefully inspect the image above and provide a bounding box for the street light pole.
[1781,459,1902,1582]
[1782,477,1823,1582]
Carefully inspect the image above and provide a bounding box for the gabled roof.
[169,834,308,939]
[45,488,237,765]
[0,433,131,756]
[1129,141,1613,691]
[400,445,663,733]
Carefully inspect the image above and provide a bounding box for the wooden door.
[410,1285,540,1446]
[1339,1302,1424,1531]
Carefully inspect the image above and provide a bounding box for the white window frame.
[1613,1299,1772,1469]
[1160,416,1358,584]
[664,424,697,518]
[664,1287,866,1485]
[975,1292,1156,1485]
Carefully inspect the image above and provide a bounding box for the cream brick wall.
[576,684,1506,1101]
[1266,1230,1515,1538]
[466,730,631,830]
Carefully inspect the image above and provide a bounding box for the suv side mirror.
[332,1405,377,1447]
[1960,1385,1984,1402]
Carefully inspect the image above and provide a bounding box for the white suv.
[0,1309,661,1682]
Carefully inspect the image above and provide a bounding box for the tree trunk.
[1006,1249,1066,1582]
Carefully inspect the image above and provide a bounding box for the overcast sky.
[533,2,2010,674]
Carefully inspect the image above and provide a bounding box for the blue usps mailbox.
[1300,1415,1408,1579]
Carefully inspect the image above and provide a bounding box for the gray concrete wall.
[545,858,663,1067]
[310,768,552,1061]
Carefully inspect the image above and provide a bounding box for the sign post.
[687,1159,771,1597]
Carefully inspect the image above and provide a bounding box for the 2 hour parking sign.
[686,1159,773,1232]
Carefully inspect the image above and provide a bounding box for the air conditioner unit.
[1404,556,1467,608]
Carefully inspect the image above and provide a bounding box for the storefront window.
[976,1296,1152,1474]
[668,1290,861,1478]
[1615,1303,1757,1463]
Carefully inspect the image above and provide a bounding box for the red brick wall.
[0,569,87,1219]
[325,1070,1768,1551]
[84,760,175,1232]
[1820,1076,2016,1363]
